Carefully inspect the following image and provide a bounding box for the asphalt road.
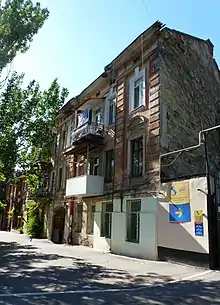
[0,232,220,304]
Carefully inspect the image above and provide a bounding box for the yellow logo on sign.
[194,210,203,223]
[169,182,189,204]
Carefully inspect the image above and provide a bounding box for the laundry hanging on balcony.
[77,108,89,128]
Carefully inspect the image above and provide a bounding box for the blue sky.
[12,0,220,100]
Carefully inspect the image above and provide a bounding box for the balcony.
[72,121,104,143]
[66,175,104,197]
[64,122,105,155]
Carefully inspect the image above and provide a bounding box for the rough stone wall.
[159,29,220,180]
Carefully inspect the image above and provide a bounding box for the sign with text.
[194,209,204,237]
[195,222,204,236]
[169,181,191,223]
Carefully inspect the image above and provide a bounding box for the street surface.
[0,231,219,304]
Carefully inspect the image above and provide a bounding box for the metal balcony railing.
[71,122,105,144]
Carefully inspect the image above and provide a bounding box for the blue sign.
[169,202,191,223]
[195,222,204,236]
[169,182,191,223]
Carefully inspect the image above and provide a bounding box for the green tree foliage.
[26,200,42,238]
[0,72,68,181]
[0,201,6,213]
[0,0,49,74]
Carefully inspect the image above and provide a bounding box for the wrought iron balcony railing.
[71,121,105,144]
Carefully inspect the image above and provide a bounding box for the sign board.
[169,181,191,223]
[195,222,204,236]
[194,209,204,237]
[194,210,203,223]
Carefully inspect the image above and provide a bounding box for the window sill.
[129,104,145,115]
[126,239,140,244]
[101,234,111,239]
[107,122,116,128]
[129,174,143,179]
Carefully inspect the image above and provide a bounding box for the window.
[87,204,96,234]
[134,77,144,109]
[88,109,92,123]
[108,98,116,125]
[67,123,74,147]
[129,70,145,112]
[126,199,141,243]
[52,136,57,156]
[95,108,101,125]
[77,158,86,176]
[66,165,69,179]
[77,109,90,127]
[131,138,143,177]
[76,203,83,233]
[58,167,63,190]
[50,172,55,193]
[62,130,66,150]
[89,157,99,176]
[101,202,113,238]
[105,150,114,182]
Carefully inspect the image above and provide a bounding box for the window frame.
[129,68,145,113]
[126,199,141,243]
[130,137,144,177]
[105,149,114,183]
[67,122,74,148]
[62,129,66,150]
[57,167,63,190]
[95,107,101,125]
[108,97,116,125]
[101,202,113,238]
[89,157,99,176]
[104,87,116,126]
[50,171,55,193]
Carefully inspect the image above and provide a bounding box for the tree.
[0,72,68,182]
[0,0,49,77]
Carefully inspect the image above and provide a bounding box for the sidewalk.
[1,231,209,285]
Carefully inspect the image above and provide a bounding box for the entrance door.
[52,207,65,244]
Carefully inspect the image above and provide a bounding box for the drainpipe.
[112,97,117,205]
[86,144,90,175]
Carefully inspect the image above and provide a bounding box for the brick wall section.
[148,55,161,173]
[159,29,220,180]
[115,51,161,195]
[114,79,126,190]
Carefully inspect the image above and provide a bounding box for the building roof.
[57,20,215,118]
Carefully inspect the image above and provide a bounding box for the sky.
[11,0,220,101]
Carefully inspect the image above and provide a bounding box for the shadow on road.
[0,240,219,304]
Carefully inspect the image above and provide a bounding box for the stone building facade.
[1,176,26,231]
[47,21,220,260]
